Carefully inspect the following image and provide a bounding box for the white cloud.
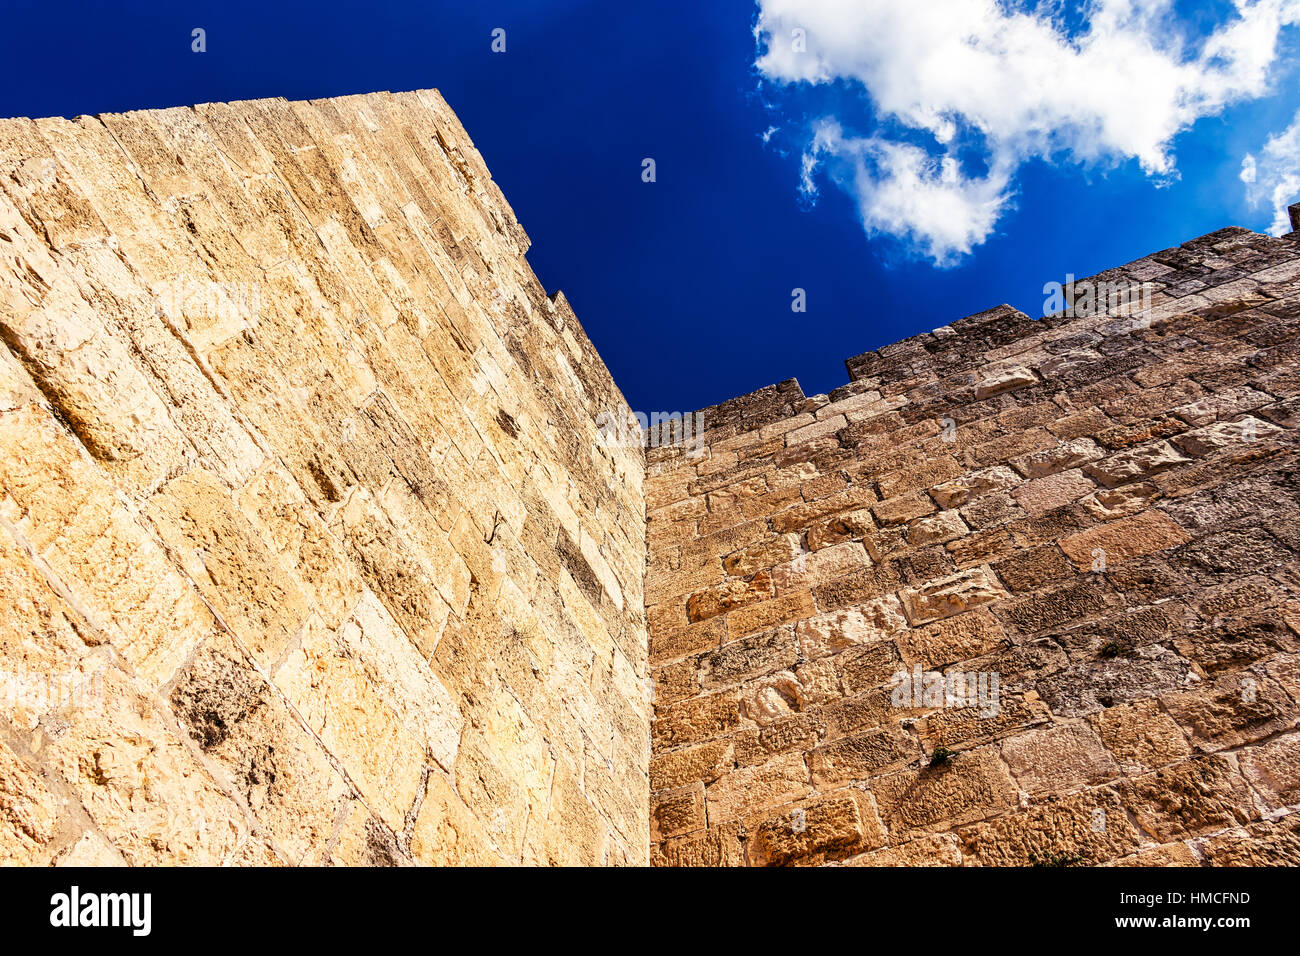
[805,120,1014,265]
[755,0,1300,264]
[1243,110,1300,233]
[1240,154,1258,184]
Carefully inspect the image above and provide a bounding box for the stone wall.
[647,226,1300,866]
[0,90,648,865]
[3,84,1298,871]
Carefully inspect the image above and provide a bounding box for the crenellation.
[648,221,1300,866]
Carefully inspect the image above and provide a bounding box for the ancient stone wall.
[647,226,1300,866]
[0,90,648,865]
[3,85,1298,870]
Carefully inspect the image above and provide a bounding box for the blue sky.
[2,0,1298,413]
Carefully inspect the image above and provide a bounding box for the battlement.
[644,222,1300,867]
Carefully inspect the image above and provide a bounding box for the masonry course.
[647,221,1300,867]
[0,88,1298,867]
[0,89,647,865]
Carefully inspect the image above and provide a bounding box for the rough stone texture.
[0,90,648,865]
[2,87,1299,868]
[648,227,1300,866]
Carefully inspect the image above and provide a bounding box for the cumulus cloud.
[1242,110,1300,233]
[755,0,1300,264]
[804,120,1014,265]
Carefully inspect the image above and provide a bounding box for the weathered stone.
[1161,670,1296,751]
[837,642,906,695]
[0,739,60,865]
[847,833,962,866]
[650,739,734,792]
[873,492,936,526]
[957,787,1141,866]
[276,617,427,834]
[685,572,774,622]
[1080,481,1160,520]
[1058,509,1192,568]
[991,544,1073,593]
[701,626,797,687]
[900,566,1008,625]
[1103,843,1200,867]
[894,608,1005,669]
[907,510,969,546]
[770,486,877,533]
[748,791,884,865]
[870,749,1018,839]
[1172,416,1283,456]
[1011,468,1095,514]
[411,773,505,866]
[1087,699,1192,773]
[1085,440,1188,487]
[650,820,746,867]
[930,466,1021,509]
[794,596,908,660]
[704,753,810,823]
[4,87,1300,869]
[652,656,701,705]
[974,363,1037,399]
[1117,755,1258,840]
[812,561,905,612]
[650,783,706,841]
[946,527,1018,568]
[1010,439,1102,479]
[1035,651,1192,717]
[806,508,876,551]
[771,541,871,593]
[808,728,919,785]
[726,590,816,639]
[1199,816,1300,866]
[650,616,725,665]
[994,578,1117,637]
[877,456,962,498]
[916,689,1051,751]
[722,534,801,577]
[1238,732,1300,809]
[169,634,348,863]
[653,692,743,751]
[1000,722,1119,794]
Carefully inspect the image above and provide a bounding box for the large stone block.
[900,566,1008,625]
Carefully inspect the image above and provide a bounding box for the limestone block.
[147,468,310,668]
[974,363,1037,399]
[274,615,427,834]
[794,597,908,660]
[1085,440,1187,487]
[704,752,810,824]
[0,739,60,865]
[900,566,1008,625]
[168,633,349,864]
[1058,509,1192,569]
[748,791,884,866]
